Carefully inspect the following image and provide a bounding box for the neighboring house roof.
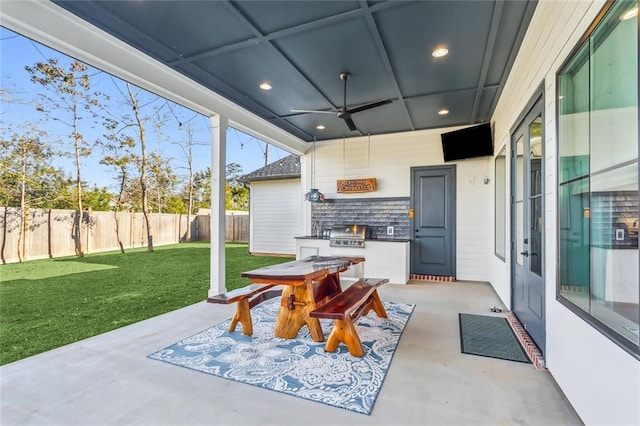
[240,154,300,182]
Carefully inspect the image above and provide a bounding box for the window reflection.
[515,136,524,266]
[529,117,543,277]
[557,0,638,353]
[495,146,506,260]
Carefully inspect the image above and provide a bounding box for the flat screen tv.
[441,122,493,162]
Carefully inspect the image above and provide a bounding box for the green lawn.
[0,242,291,365]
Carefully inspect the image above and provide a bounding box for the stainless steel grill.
[329,224,370,248]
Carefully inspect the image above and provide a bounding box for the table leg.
[313,273,342,307]
[274,283,324,342]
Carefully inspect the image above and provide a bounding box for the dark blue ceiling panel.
[283,112,352,141]
[273,16,395,107]
[193,44,331,117]
[233,0,361,34]
[375,1,493,97]
[406,90,478,129]
[343,102,413,136]
[485,1,533,86]
[477,86,500,122]
[60,1,255,62]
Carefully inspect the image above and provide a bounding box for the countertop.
[294,235,410,243]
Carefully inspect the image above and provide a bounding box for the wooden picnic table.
[241,255,365,342]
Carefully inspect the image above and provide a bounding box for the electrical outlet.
[386,226,394,236]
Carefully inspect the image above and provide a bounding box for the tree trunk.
[127,83,153,253]
[1,207,7,264]
[114,209,125,254]
[73,109,84,257]
[47,209,53,258]
[114,170,127,254]
[17,154,27,263]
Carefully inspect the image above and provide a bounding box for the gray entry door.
[511,95,545,354]
[411,166,456,276]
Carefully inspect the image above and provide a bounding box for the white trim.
[210,115,227,296]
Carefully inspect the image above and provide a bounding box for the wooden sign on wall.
[337,178,377,193]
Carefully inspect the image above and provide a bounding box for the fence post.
[85,207,92,254]
[23,206,29,262]
[47,209,53,258]
[130,209,135,249]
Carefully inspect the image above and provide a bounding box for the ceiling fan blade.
[347,99,392,115]
[290,109,336,114]
[343,116,358,131]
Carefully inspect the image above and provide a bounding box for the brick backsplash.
[311,197,410,239]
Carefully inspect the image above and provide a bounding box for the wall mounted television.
[441,122,493,162]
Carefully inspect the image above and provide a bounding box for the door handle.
[520,251,529,257]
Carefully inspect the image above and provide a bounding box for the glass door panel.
[515,135,525,266]
[529,116,543,277]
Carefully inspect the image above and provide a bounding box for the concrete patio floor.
[1,280,582,425]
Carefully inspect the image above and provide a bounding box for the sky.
[0,27,290,190]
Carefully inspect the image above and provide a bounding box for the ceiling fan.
[291,72,392,132]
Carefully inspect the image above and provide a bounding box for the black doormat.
[458,313,531,363]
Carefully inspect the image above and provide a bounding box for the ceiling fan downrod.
[340,72,350,116]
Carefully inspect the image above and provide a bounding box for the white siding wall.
[490,1,640,424]
[249,179,301,255]
[305,129,492,281]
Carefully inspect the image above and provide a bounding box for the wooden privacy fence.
[193,213,248,244]
[0,207,249,264]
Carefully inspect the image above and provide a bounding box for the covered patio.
[1,1,638,425]
[0,280,580,425]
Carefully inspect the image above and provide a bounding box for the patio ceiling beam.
[0,0,308,155]
[169,1,405,66]
[470,0,503,123]
[487,0,538,119]
[216,1,334,140]
[359,0,415,131]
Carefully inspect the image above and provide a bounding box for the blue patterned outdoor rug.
[149,298,414,415]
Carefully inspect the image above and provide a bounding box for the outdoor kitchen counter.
[295,237,410,284]
[295,236,410,242]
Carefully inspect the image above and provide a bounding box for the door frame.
[510,82,546,353]
[410,165,457,277]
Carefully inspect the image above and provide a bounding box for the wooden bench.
[207,284,282,336]
[309,278,389,357]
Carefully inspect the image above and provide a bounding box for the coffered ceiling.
[53,0,537,142]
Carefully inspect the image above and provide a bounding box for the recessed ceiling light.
[438,109,450,115]
[259,82,272,91]
[316,124,326,130]
[621,4,638,20]
[432,47,449,58]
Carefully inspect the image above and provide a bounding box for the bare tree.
[147,152,177,214]
[100,117,136,253]
[25,58,104,257]
[173,123,206,241]
[125,83,154,252]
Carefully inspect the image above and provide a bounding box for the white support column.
[209,115,227,297]
[300,154,312,236]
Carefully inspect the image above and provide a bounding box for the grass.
[0,242,291,366]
